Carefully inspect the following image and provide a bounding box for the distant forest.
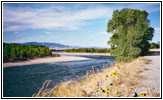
[63,42,159,54]
[150,42,160,49]
[3,43,52,61]
[63,48,110,53]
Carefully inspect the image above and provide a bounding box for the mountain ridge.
[19,42,79,50]
[19,42,107,50]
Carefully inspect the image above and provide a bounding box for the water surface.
[3,54,114,97]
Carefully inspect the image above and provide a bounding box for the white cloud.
[154,27,160,37]
[123,3,160,13]
[3,5,113,32]
[45,32,52,34]
[13,31,19,34]
[154,28,160,32]
[3,3,160,32]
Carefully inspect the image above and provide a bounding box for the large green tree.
[107,8,154,62]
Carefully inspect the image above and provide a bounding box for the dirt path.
[135,49,160,95]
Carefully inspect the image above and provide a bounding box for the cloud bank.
[3,3,160,32]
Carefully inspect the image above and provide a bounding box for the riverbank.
[33,49,160,97]
[3,56,90,68]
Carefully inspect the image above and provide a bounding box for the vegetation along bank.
[3,43,52,62]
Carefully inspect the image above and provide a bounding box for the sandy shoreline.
[3,56,91,68]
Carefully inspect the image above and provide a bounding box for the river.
[3,53,115,97]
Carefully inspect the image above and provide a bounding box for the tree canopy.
[107,8,154,62]
[3,43,52,62]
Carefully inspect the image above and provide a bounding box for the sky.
[3,3,160,47]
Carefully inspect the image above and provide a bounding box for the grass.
[33,57,160,97]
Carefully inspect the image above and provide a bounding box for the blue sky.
[3,3,160,47]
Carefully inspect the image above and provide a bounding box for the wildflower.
[102,90,105,93]
[115,89,118,94]
[133,92,138,97]
[152,88,155,91]
[115,89,121,97]
[111,72,117,77]
[150,88,155,92]
[106,88,110,93]
[130,88,134,91]
[110,83,113,86]
[106,75,108,78]
[140,93,147,97]
[100,88,105,93]
[95,90,98,93]
[156,93,160,97]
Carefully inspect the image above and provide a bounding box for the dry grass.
[33,57,159,97]
[32,80,55,97]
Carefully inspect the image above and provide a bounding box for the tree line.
[3,43,52,61]
[150,42,160,49]
[63,48,110,53]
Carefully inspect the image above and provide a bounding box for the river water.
[3,53,115,97]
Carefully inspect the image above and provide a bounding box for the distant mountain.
[19,42,107,50]
[21,42,69,47]
[20,42,76,50]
